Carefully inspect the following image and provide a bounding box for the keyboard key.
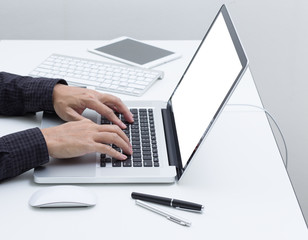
[133,153,141,158]
[123,160,132,167]
[143,155,152,161]
[132,149,141,154]
[130,109,138,114]
[104,157,112,163]
[133,146,141,151]
[128,83,146,90]
[133,157,142,162]
[133,162,142,167]
[143,161,153,167]
[112,159,122,167]
[143,150,151,155]
[100,160,106,167]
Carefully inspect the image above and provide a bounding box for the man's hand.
[52,84,134,128]
[41,119,132,160]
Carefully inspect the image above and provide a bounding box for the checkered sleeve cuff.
[0,128,49,180]
[0,72,67,115]
[24,77,67,112]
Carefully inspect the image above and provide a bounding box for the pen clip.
[175,206,204,213]
[167,216,191,227]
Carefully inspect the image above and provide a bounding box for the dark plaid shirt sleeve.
[0,72,67,181]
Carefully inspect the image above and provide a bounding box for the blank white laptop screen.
[171,12,243,168]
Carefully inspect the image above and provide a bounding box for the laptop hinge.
[161,107,183,180]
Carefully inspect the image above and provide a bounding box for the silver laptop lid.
[168,5,248,179]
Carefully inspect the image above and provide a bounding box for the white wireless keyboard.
[29,54,164,96]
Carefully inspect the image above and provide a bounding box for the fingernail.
[121,154,127,160]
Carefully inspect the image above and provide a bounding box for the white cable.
[226,104,288,168]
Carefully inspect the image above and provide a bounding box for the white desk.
[0,41,307,240]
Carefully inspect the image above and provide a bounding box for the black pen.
[131,192,204,213]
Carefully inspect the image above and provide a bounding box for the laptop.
[34,5,248,184]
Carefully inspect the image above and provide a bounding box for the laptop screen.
[170,6,248,171]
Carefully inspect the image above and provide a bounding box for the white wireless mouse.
[29,185,97,208]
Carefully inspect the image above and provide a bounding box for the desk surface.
[0,40,307,240]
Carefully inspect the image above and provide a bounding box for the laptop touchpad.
[35,153,97,177]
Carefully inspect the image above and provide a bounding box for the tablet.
[88,36,181,68]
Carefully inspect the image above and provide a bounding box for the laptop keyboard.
[29,54,164,96]
[100,108,159,168]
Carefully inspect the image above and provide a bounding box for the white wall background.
[1,0,307,222]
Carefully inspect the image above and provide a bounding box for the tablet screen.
[94,39,175,65]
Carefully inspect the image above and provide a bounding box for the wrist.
[53,84,67,105]
[41,128,57,158]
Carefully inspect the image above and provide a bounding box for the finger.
[98,125,131,147]
[95,143,128,160]
[94,131,132,155]
[99,94,134,123]
[99,104,128,129]
[83,97,126,128]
